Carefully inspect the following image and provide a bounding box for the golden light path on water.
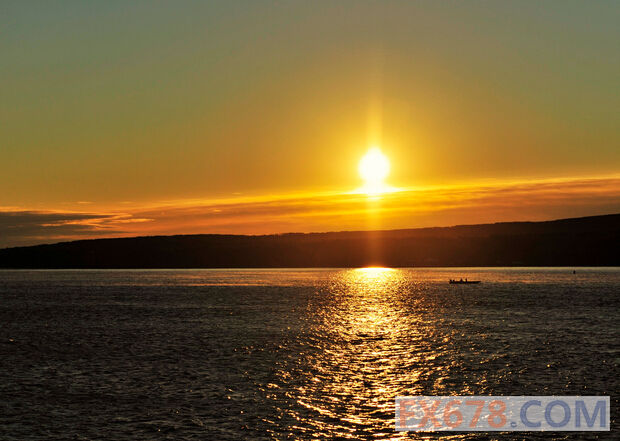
[279,268,455,439]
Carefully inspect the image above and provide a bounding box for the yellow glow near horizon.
[357,266,392,273]
[358,147,391,195]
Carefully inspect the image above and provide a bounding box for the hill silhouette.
[1,213,619,268]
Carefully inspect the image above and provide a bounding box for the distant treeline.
[1,214,619,268]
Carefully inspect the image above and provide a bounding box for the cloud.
[0,211,152,248]
[2,175,619,248]
[127,175,620,235]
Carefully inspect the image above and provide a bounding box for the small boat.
[449,279,480,284]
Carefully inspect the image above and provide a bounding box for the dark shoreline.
[1,213,619,269]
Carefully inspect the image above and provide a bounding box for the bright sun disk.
[359,147,390,184]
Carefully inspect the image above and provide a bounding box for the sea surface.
[1,268,618,440]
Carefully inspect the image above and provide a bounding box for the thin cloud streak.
[1,176,619,248]
[0,211,153,248]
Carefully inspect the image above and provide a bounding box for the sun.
[359,147,390,188]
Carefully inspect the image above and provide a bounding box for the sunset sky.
[2,1,619,248]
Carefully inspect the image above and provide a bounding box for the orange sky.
[1,2,619,248]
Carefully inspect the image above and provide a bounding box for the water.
[1,268,618,440]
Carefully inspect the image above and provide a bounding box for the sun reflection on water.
[280,268,441,438]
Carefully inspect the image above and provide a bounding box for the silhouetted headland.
[1,213,619,268]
